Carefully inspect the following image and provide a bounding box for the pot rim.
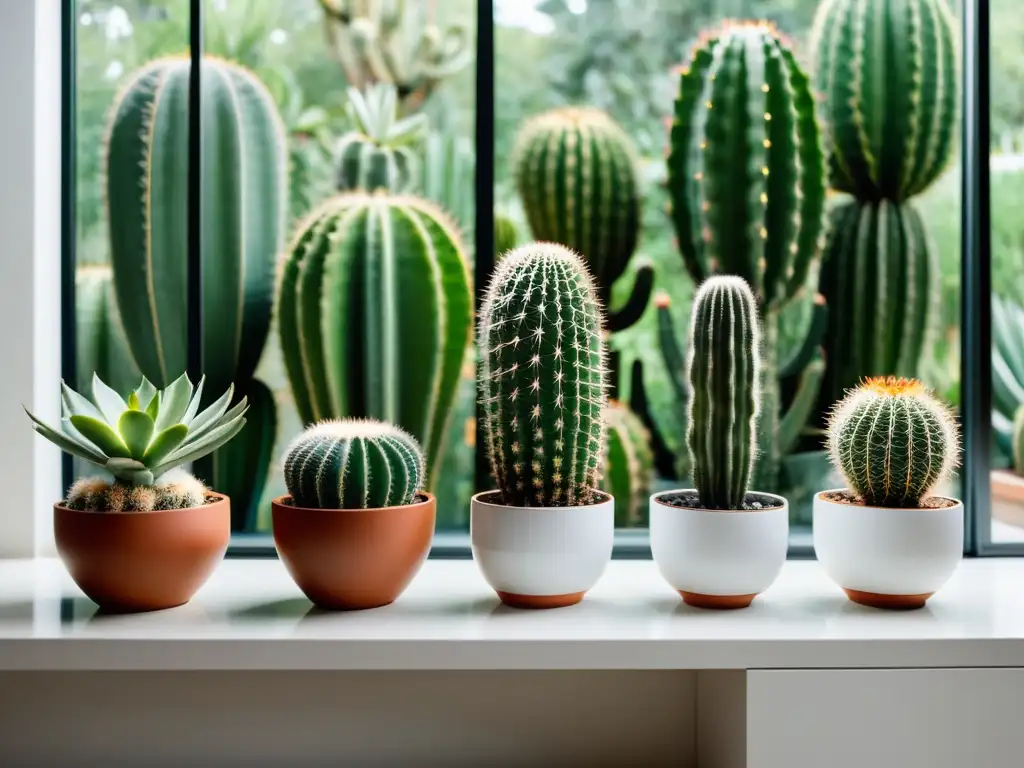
[271,491,436,514]
[813,488,963,511]
[649,489,787,513]
[470,489,612,512]
[54,491,228,516]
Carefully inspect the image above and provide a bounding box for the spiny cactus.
[495,211,519,259]
[688,277,762,510]
[601,400,654,526]
[818,198,939,410]
[335,83,427,193]
[828,377,960,507]
[66,471,208,512]
[512,107,649,333]
[318,0,472,113]
[278,191,472,489]
[479,242,608,508]
[283,419,424,509]
[810,0,960,201]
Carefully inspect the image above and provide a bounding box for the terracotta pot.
[813,489,964,610]
[649,490,788,609]
[272,493,435,610]
[470,490,614,609]
[54,493,230,613]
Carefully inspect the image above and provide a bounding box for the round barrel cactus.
[334,84,427,193]
[827,377,959,507]
[283,419,425,509]
[479,242,608,508]
[688,276,762,510]
[818,198,939,408]
[511,108,643,310]
[810,0,959,201]
[667,21,827,313]
[277,191,472,489]
[601,400,654,526]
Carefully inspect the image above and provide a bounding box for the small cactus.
[66,471,208,512]
[827,377,960,508]
[283,419,425,509]
[688,277,762,510]
[601,401,654,526]
[478,242,608,508]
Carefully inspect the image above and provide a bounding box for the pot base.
[680,591,756,610]
[844,588,933,610]
[497,591,584,609]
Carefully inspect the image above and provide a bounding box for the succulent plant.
[494,211,519,259]
[818,198,940,410]
[479,242,608,508]
[687,277,762,510]
[318,0,472,113]
[827,377,960,508]
[600,400,654,526]
[810,0,960,202]
[283,419,425,509]
[512,107,650,334]
[334,83,427,193]
[278,191,472,489]
[27,373,247,487]
[66,470,208,513]
[665,21,828,492]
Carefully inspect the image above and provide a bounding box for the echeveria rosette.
[25,373,248,486]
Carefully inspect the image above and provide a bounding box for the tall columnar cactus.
[278,191,472,489]
[512,107,650,333]
[810,0,960,202]
[687,277,762,510]
[479,242,608,508]
[334,83,427,193]
[76,266,141,399]
[105,55,286,529]
[283,419,425,509]
[665,21,828,491]
[601,400,654,526]
[494,211,519,259]
[317,0,472,113]
[828,377,960,507]
[818,198,939,409]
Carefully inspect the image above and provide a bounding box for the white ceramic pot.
[470,490,614,608]
[813,489,964,609]
[649,490,789,609]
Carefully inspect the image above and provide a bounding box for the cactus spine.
[67,471,207,513]
[479,243,607,508]
[818,199,939,408]
[810,0,960,202]
[688,277,762,510]
[601,401,654,526]
[283,419,424,509]
[827,377,959,507]
[665,22,828,491]
[277,191,472,489]
[334,84,427,193]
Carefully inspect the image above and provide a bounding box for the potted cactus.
[649,277,789,609]
[814,377,963,610]
[473,242,614,609]
[271,419,434,610]
[25,373,247,612]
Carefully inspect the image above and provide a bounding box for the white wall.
[0,0,62,557]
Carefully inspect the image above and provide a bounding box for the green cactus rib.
[420,131,476,234]
[479,242,608,508]
[512,108,643,315]
[601,400,654,526]
[668,22,827,313]
[810,0,959,201]
[75,266,141,399]
[105,56,287,397]
[818,197,939,411]
[688,276,761,509]
[278,191,472,489]
[283,419,425,509]
[828,377,959,507]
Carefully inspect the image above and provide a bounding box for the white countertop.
[1,558,1022,671]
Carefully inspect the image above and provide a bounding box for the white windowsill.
[1,558,1023,671]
